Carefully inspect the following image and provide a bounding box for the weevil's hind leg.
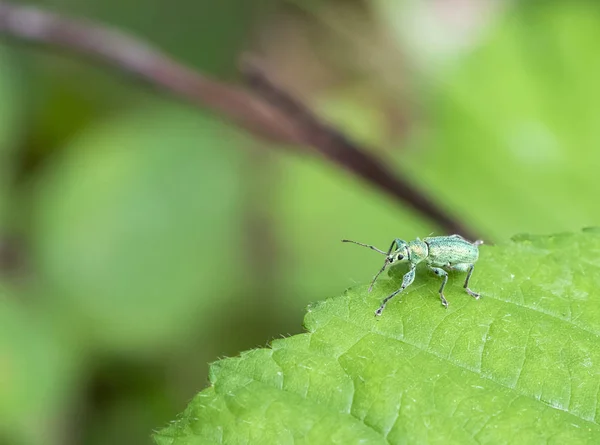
[428,266,449,308]
[447,263,480,299]
[375,265,415,316]
[463,264,480,299]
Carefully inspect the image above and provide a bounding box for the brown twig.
[0,1,479,239]
[241,59,476,238]
[0,2,301,143]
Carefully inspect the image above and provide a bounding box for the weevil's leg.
[375,265,415,316]
[463,264,480,299]
[446,263,480,300]
[369,239,405,292]
[428,266,449,308]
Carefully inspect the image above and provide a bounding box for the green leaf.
[154,229,600,444]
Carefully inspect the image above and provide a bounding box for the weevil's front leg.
[375,265,415,316]
[428,266,449,308]
[463,264,480,299]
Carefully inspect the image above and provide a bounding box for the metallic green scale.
[342,235,483,315]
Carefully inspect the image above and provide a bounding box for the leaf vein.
[483,293,600,339]
[335,314,599,427]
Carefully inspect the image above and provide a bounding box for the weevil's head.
[387,239,409,265]
[360,238,411,293]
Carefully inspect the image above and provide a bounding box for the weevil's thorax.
[407,238,429,264]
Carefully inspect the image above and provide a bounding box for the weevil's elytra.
[342,235,483,315]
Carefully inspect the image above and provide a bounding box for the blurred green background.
[1,0,600,444]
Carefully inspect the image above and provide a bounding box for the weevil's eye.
[397,255,404,261]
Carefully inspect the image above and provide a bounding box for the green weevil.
[342,235,483,315]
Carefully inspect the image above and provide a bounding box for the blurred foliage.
[0,47,23,230]
[31,102,246,353]
[1,0,600,444]
[155,229,600,444]
[0,296,78,445]
[401,1,600,240]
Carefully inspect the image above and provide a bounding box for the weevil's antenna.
[368,258,390,292]
[341,239,386,255]
[342,239,390,292]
